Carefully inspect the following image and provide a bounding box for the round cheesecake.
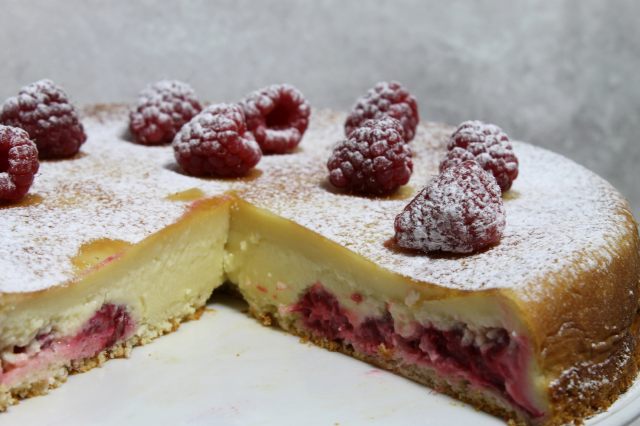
[0,105,638,425]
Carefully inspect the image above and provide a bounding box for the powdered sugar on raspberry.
[345,81,419,141]
[0,79,86,158]
[394,161,505,253]
[241,84,310,154]
[235,115,634,303]
[172,103,261,177]
[0,106,235,293]
[129,80,202,145]
[327,117,412,195]
[0,126,39,201]
[0,106,634,305]
[440,120,519,192]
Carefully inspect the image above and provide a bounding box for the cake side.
[0,197,231,410]
[228,106,640,422]
[224,199,550,423]
[225,197,640,424]
[507,205,640,424]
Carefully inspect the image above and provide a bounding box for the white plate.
[4,294,640,426]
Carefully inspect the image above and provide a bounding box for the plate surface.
[3,294,640,426]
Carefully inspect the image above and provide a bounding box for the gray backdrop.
[1,0,638,219]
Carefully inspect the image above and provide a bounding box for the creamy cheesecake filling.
[0,199,231,406]
[291,283,544,418]
[0,303,134,388]
[1,196,550,420]
[224,200,548,421]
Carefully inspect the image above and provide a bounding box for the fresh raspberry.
[129,80,202,145]
[0,79,86,158]
[0,126,39,202]
[440,120,518,192]
[327,117,412,195]
[345,81,419,141]
[394,160,505,253]
[241,84,310,154]
[172,103,262,177]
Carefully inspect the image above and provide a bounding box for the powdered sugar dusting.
[0,106,233,293]
[236,111,633,302]
[327,116,412,195]
[0,106,633,301]
[393,160,505,253]
[440,120,518,192]
[1,79,86,158]
[172,103,261,177]
[345,81,419,141]
[129,80,202,145]
[240,83,311,154]
[552,336,632,395]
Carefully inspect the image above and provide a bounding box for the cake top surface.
[0,105,633,301]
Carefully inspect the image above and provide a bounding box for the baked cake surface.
[2,106,633,297]
[0,105,638,425]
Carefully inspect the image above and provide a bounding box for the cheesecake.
[0,105,638,425]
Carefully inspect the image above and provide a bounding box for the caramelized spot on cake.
[71,238,133,274]
[166,187,206,202]
[383,184,414,200]
[502,190,521,201]
[233,168,263,182]
[0,193,43,209]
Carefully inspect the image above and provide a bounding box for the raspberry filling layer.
[292,283,543,418]
[0,304,134,386]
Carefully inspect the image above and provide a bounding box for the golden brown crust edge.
[548,315,640,425]
[505,207,640,423]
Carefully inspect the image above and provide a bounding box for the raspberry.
[394,160,505,253]
[0,126,39,202]
[345,81,419,141]
[172,103,261,177]
[327,117,412,195]
[129,80,202,145]
[241,84,310,154]
[0,79,86,158]
[440,120,518,192]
